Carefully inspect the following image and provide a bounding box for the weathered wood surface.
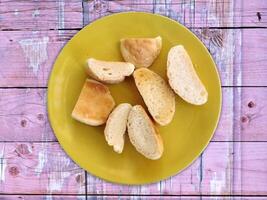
[0,0,267,198]
[86,0,267,27]
[1,197,266,200]
[1,0,265,31]
[0,142,85,195]
[0,141,266,195]
[0,0,82,31]
[1,87,266,142]
[0,28,266,87]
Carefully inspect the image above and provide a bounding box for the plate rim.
[47,11,222,185]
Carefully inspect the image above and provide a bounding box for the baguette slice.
[72,79,115,126]
[167,45,208,105]
[133,68,175,126]
[104,103,132,153]
[120,36,162,68]
[127,105,163,160]
[86,58,135,84]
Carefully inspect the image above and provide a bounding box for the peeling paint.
[19,37,49,76]
[35,146,47,175]
[47,152,71,192]
[210,172,225,195]
[0,145,6,182]
[32,9,40,18]
[58,0,65,30]
[14,9,19,16]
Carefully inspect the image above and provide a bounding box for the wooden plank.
[234,142,267,195]
[1,197,267,200]
[238,88,267,141]
[0,30,77,87]
[0,142,85,194]
[84,0,267,27]
[0,0,82,30]
[0,196,86,200]
[2,196,267,200]
[1,87,266,142]
[0,87,233,142]
[85,142,267,195]
[241,29,267,86]
[234,0,267,27]
[0,89,55,142]
[0,142,266,195]
[0,28,237,87]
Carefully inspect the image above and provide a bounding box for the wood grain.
[0,141,266,195]
[0,142,85,194]
[1,87,266,142]
[0,0,82,31]
[0,87,233,142]
[0,27,261,87]
[0,89,55,142]
[2,196,266,200]
[85,0,267,28]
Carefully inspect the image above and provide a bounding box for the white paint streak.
[210,172,226,195]
[19,37,49,76]
[35,147,48,175]
[32,9,40,17]
[14,9,19,16]
[58,0,65,30]
[47,152,71,192]
[0,146,6,182]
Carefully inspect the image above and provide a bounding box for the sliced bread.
[86,58,135,84]
[120,36,162,68]
[133,68,175,126]
[72,79,115,126]
[167,45,208,105]
[104,103,132,153]
[127,105,163,160]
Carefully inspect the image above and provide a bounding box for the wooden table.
[0,0,266,199]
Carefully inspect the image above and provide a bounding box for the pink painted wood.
[1,87,266,142]
[0,142,85,194]
[0,141,266,195]
[0,0,82,30]
[1,197,266,200]
[1,28,266,87]
[0,0,266,198]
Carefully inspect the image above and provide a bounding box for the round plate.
[48,12,221,184]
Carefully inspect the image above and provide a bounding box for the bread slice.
[120,36,162,68]
[104,103,132,153]
[133,68,175,126]
[167,45,208,105]
[86,58,135,84]
[72,79,115,126]
[127,105,163,160]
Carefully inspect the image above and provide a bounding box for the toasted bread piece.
[72,79,115,126]
[167,45,208,105]
[86,58,135,84]
[120,36,162,68]
[104,103,132,153]
[127,105,163,160]
[133,68,175,126]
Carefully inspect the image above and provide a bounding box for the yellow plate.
[48,12,221,184]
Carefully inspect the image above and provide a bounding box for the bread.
[86,58,135,84]
[72,79,115,126]
[120,36,162,68]
[127,105,163,160]
[167,45,208,105]
[104,103,132,153]
[133,68,175,126]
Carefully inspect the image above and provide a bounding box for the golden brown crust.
[120,36,162,68]
[72,79,115,126]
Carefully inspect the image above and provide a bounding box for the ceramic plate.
[48,12,221,184]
